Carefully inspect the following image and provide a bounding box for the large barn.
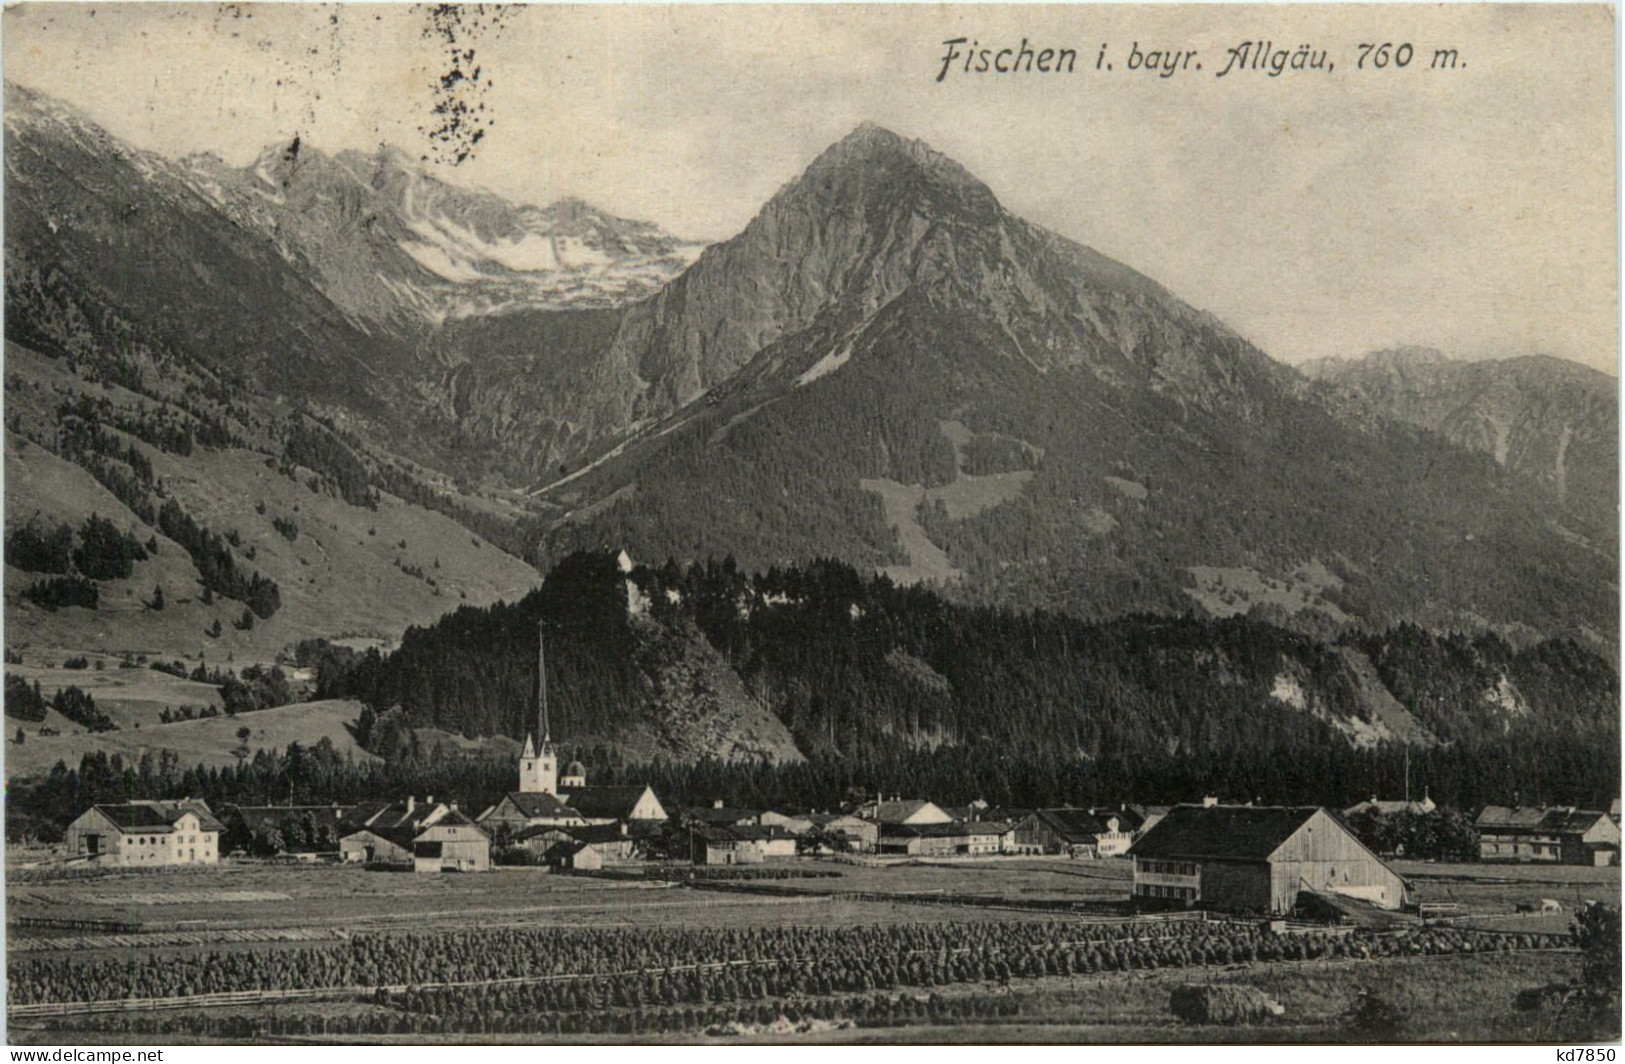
[1128,805,1410,914]
[63,800,223,867]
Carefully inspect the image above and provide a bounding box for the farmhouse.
[687,824,799,864]
[1128,805,1409,914]
[338,796,488,871]
[1476,806,1621,866]
[877,820,1016,857]
[542,838,603,871]
[479,792,588,836]
[1012,808,1133,857]
[805,813,879,852]
[64,800,223,867]
[411,810,491,872]
[513,822,647,864]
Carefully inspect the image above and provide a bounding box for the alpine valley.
[3,81,1617,798]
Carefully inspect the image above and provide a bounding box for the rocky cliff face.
[497,123,1302,476]
[1305,347,1618,532]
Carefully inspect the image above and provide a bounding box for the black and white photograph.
[0,1,1619,1046]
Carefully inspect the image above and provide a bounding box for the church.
[476,623,668,838]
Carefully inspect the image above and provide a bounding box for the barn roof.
[228,805,353,834]
[1128,805,1320,861]
[562,785,655,821]
[336,801,393,832]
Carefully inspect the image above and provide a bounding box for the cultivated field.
[6,856,1614,1044]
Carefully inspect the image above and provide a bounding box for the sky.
[3,3,1618,372]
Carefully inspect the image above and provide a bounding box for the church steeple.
[518,620,557,795]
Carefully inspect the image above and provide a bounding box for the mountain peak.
[841,120,904,145]
[813,122,972,180]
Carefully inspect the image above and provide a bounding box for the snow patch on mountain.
[797,341,853,386]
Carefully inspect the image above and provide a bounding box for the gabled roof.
[1034,807,1121,842]
[860,799,948,824]
[336,801,393,833]
[93,800,224,834]
[1537,808,1612,834]
[353,825,420,852]
[562,785,656,821]
[1127,805,1320,861]
[95,805,177,832]
[1091,805,1147,832]
[493,792,581,820]
[1476,806,1553,832]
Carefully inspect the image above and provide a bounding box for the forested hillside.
[315,551,1618,810]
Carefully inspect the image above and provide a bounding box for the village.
[53,642,1623,920]
[11,633,1619,1044]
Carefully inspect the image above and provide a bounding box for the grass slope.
[4,346,540,660]
[4,698,374,780]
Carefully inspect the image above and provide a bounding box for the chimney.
[406,796,416,814]
[427,796,434,806]
[620,821,628,837]
[713,798,724,809]
[1202,795,1218,808]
